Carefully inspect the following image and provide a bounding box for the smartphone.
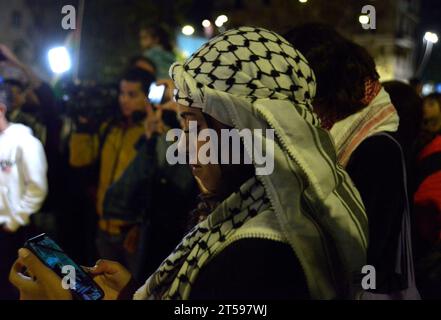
[24,234,104,300]
[148,83,166,105]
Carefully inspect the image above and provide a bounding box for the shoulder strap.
[372,132,417,288]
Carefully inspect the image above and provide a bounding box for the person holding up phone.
[102,79,197,282]
[69,68,155,275]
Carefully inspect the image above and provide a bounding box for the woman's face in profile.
[178,104,222,194]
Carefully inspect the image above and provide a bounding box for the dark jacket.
[119,238,310,300]
[346,133,407,293]
[103,134,198,278]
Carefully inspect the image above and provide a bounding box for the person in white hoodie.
[0,82,47,299]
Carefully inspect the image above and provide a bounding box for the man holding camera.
[102,80,198,282]
[69,68,155,273]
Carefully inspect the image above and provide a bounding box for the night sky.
[79,0,441,82]
[419,0,441,81]
[20,0,441,83]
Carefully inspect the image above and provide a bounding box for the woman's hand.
[87,260,133,300]
[156,79,175,103]
[9,248,73,300]
[144,103,166,139]
[156,79,179,113]
[9,250,132,300]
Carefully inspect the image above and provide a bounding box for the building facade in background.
[0,0,423,83]
[0,0,37,79]
[0,0,73,82]
[215,0,421,82]
[353,0,420,81]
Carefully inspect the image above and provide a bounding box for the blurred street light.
[182,25,195,36]
[359,15,370,25]
[422,83,435,96]
[424,31,439,44]
[416,31,439,76]
[202,19,214,38]
[218,15,228,23]
[202,19,211,28]
[48,46,71,74]
[299,0,308,3]
[215,15,228,27]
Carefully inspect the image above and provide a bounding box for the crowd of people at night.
[0,22,440,300]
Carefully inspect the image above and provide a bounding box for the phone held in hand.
[24,234,104,300]
[148,83,166,105]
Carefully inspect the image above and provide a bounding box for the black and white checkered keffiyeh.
[171,26,318,127]
[135,27,368,300]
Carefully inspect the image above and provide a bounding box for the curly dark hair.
[284,23,379,122]
[121,67,156,95]
[129,55,157,73]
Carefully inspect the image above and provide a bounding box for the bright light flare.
[424,31,439,44]
[182,25,195,36]
[48,47,72,74]
[202,19,211,28]
[215,15,228,27]
[359,15,370,25]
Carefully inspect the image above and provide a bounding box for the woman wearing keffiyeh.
[9,27,368,300]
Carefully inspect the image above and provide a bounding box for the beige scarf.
[330,87,399,167]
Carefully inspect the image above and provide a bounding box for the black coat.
[103,134,198,279]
